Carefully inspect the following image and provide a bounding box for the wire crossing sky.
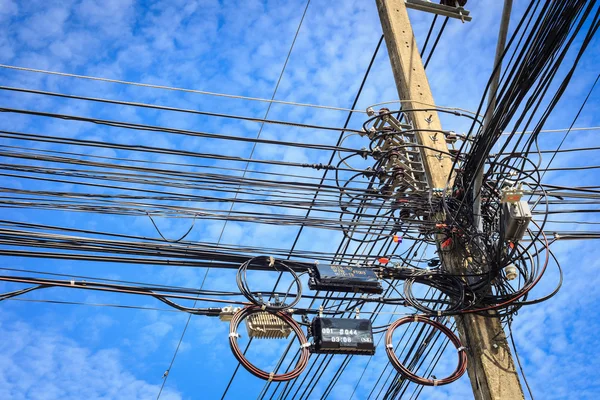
[0,1,599,400]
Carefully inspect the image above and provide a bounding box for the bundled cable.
[236,256,303,311]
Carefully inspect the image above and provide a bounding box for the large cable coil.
[228,305,310,381]
[385,315,467,386]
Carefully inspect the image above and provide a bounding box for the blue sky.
[0,0,599,399]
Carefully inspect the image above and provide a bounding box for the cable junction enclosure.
[245,311,292,339]
[308,264,383,294]
[310,317,376,355]
[501,200,532,242]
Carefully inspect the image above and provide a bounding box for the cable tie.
[268,372,274,382]
[261,304,267,311]
[413,315,418,322]
[300,342,310,349]
[70,280,75,286]
[268,256,275,267]
[437,310,442,317]
[386,344,394,349]
[433,379,439,387]
[457,346,467,353]
[229,332,240,339]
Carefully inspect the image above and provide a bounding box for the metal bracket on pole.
[365,110,429,195]
[405,0,472,22]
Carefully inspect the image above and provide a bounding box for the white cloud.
[0,0,18,22]
[0,313,182,400]
[0,0,598,398]
[18,8,70,48]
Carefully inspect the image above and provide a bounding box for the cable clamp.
[268,372,275,382]
[229,332,240,339]
[300,342,311,349]
[268,256,275,267]
[457,346,467,353]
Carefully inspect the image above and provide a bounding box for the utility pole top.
[375,0,454,190]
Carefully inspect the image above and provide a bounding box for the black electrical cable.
[0,85,362,134]
[236,256,302,311]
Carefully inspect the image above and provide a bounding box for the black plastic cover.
[308,264,383,294]
[311,317,375,355]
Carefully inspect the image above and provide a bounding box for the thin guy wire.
[157,2,311,395]
[0,62,359,114]
[217,1,311,398]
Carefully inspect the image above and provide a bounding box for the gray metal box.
[502,201,532,242]
[245,312,292,339]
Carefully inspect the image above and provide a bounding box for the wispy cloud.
[0,310,182,400]
[0,0,599,399]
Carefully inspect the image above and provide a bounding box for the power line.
[0,85,364,134]
[168,2,313,399]
[0,63,361,113]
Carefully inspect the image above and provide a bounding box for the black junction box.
[311,317,376,355]
[308,264,383,294]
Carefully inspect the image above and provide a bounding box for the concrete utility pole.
[474,0,513,230]
[374,1,525,399]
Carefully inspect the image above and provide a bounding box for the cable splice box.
[245,311,292,339]
[308,264,383,294]
[502,200,532,242]
[311,317,375,355]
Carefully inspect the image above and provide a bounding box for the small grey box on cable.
[502,200,532,242]
[311,317,376,355]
